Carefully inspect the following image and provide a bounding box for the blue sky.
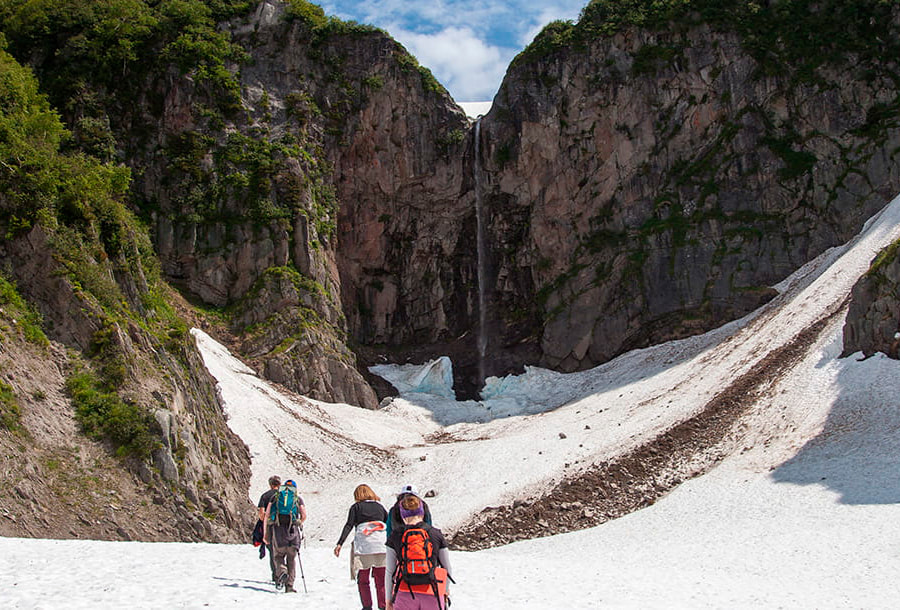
[319,0,587,102]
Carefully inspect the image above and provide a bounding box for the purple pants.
[358,566,386,609]
[391,591,445,610]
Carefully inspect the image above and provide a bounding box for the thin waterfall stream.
[474,118,487,387]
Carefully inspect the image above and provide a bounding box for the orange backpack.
[391,526,452,605]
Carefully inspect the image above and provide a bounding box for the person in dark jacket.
[386,484,432,537]
[256,475,280,582]
[335,484,389,610]
[263,479,306,593]
[386,494,453,610]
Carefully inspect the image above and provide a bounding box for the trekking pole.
[296,550,308,593]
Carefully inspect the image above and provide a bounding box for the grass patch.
[0,274,48,346]
[66,368,158,459]
[0,380,21,431]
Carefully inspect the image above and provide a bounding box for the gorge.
[2,0,900,544]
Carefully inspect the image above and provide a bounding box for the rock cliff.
[116,0,472,405]
[0,46,253,542]
[843,238,900,358]
[475,3,900,373]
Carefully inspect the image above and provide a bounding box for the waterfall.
[474,118,487,385]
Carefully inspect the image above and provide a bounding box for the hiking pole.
[297,550,308,593]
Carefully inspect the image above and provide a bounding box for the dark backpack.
[392,526,452,605]
[269,485,299,527]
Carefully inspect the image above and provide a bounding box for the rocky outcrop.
[0,226,254,542]
[475,17,900,373]
[114,0,472,404]
[843,240,900,358]
[231,265,379,408]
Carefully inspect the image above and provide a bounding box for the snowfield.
[4,195,900,608]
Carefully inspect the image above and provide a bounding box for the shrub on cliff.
[516,0,900,81]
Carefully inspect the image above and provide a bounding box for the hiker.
[334,484,389,610]
[386,484,432,537]
[386,494,453,610]
[256,475,281,582]
[263,479,307,593]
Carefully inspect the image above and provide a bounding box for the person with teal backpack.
[263,479,307,593]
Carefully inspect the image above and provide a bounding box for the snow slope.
[3,195,900,608]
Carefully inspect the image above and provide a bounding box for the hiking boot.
[275,572,287,590]
[285,585,297,593]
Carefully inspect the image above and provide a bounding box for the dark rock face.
[843,242,900,358]
[144,5,900,393]
[119,1,471,405]
[475,24,900,373]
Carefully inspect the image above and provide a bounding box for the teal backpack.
[270,482,300,527]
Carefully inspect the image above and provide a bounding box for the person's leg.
[357,567,373,608]
[267,543,277,581]
[284,547,297,588]
[272,546,287,585]
[373,566,386,609]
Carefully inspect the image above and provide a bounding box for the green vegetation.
[436,128,466,155]
[0,47,187,460]
[631,42,682,76]
[0,0,252,113]
[867,236,900,278]
[162,129,338,239]
[0,379,21,431]
[0,48,130,233]
[394,50,447,96]
[285,0,383,41]
[761,133,817,181]
[0,274,48,345]
[515,0,900,86]
[66,367,158,459]
[257,265,328,299]
[0,46,163,322]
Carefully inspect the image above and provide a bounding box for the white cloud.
[518,5,582,48]
[391,26,514,102]
[318,1,588,102]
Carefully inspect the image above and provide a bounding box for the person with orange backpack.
[386,494,454,610]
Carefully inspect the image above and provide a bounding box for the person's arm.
[257,492,269,521]
[262,503,271,544]
[299,503,307,524]
[384,536,399,610]
[334,504,356,556]
[438,548,453,582]
[385,546,397,584]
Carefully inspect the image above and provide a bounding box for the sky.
[319,0,588,102]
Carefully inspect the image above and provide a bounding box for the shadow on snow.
[771,351,900,505]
